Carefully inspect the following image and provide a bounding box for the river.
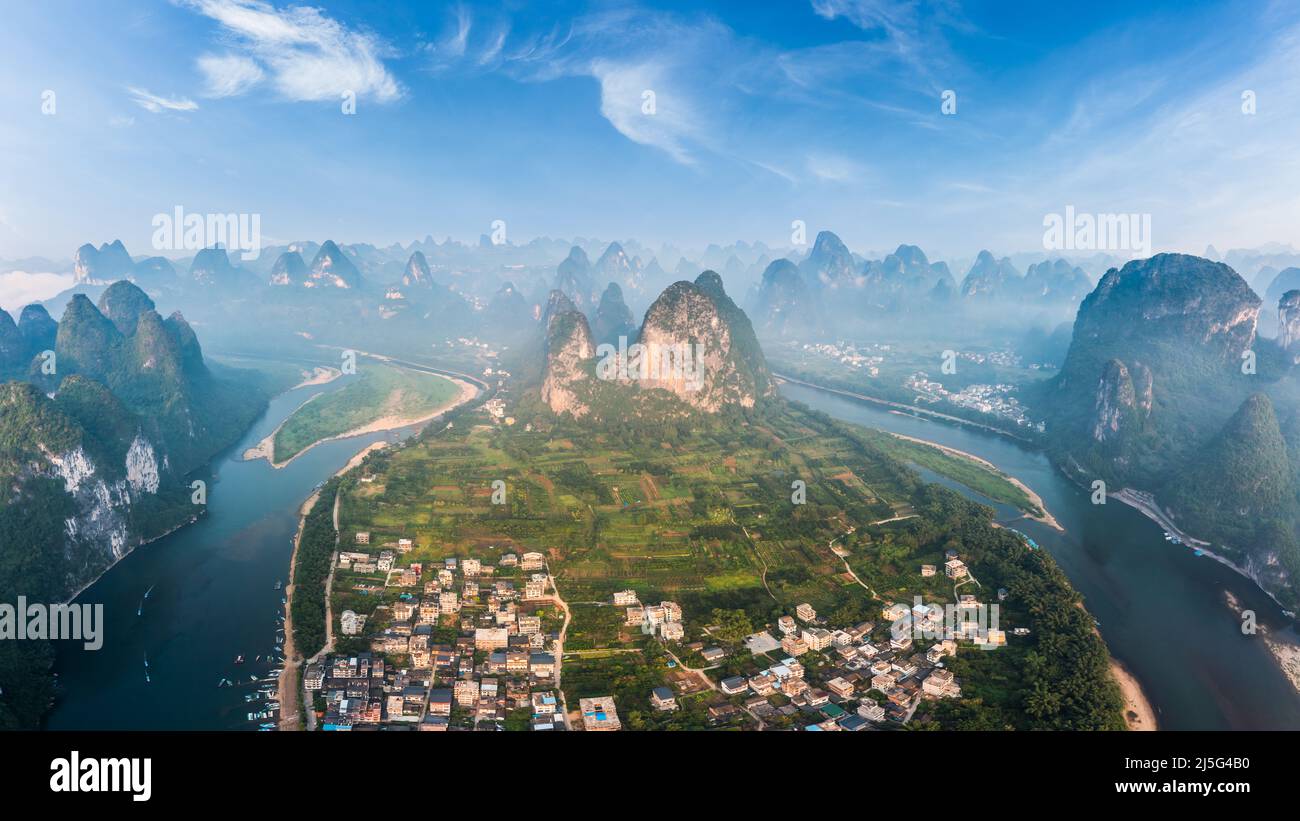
[45,372,430,730]
[782,380,1300,730]
[45,372,1300,730]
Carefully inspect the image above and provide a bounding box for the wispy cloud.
[127,86,200,113]
[197,53,265,97]
[179,0,402,103]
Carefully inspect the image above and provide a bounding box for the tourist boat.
[274,580,283,590]
[235,654,245,664]
[259,723,276,729]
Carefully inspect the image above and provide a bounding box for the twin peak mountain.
[541,271,774,418]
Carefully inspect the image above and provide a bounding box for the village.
[304,529,1011,731]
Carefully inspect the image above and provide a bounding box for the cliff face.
[1279,290,1300,359]
[1046,254,1261,482]
[540,271,774,416]
[540,308,596,418]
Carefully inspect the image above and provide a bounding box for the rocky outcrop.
[592,282,636,346]
[306,240,361,289]
[800,231,859,289]
[73,240,134,285]
[541,308,596,417]
[268,250,308,286]
[1279,290,1300,358]
[401,251,433,288]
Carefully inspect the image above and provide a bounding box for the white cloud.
[0,271,74,311]
[197,53,265,97]
[180,0,401,103]
[805,152,867,183]
[127,87,200,113]
[589,59,701,165]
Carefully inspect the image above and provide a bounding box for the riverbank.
[1110,658,1158,731]
[886,432,1063,532]
[1223,590,1300,697]
[1112,488,1299,616]
[292,366,341,390]
[277,440,389,731]
[275,373,479,731]
[246,374,477,469]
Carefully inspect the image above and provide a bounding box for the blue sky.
[2,0,1299,262]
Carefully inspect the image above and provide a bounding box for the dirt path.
[544,564,575,730]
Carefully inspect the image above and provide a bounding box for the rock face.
[1023,259,1093,304]
[754,258,816,334]
[189,247,238,286]
[800,231,858,289]
[73,240,134,284]
[99,279,157,334]
[0,309,23,373]
[592,282,636,346]
[306,240,361,289]
[555,246,598,310]
[960,250,1022,298]
[401,251,433,288]
[540,272,774,416]
[1265,267,1300,305]
[1279,290,1300,357]
[594,242,642,297]
[1045,252,1265,485]
[18,304,58,359]
[269,250,309,286]
[540,307,596,418]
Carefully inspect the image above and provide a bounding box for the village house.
[613,590,639,606]
[377,551,395,572]
[795,602,817,622]
[921,564,937,577]
[521,552,545,571]
[781,635,810,657]
[650,686,678,711]
[720,676,748,695]
[826,677,856,699]
[579,696,621,731]
[945,559,968,579]
[777,615,797,635]
[355,532,370,545]
[700,647,726,663]
[923,668,961,698]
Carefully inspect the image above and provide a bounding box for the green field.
[273,364,459,463]
[330,393,1122,730]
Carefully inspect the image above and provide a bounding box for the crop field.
[273,364,459,463]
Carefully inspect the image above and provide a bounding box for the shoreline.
[246,374,477,469]
[1109,657,1158,731]
[277,440,389,731]
[885,431,1064,532]
[1223,590,1300,697]
[1111,488,1296,615]
[276,378,480,730]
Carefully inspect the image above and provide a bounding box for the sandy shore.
[292,365,342,390]
[886,432,1064,532]
[1223,590,1300,697]
[246,374,478,469]
[1110,658,1158,731]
